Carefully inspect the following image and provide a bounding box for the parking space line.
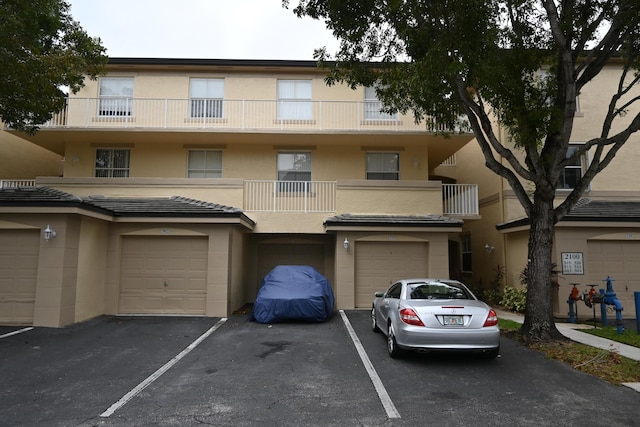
[339,310,401,419]
[100,317,228,418]
[0,327,34,339]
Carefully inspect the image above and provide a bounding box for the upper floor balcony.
[1,178,479,218]
[41,97,468,134]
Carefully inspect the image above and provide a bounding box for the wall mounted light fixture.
[43,225,57,241]
[343,237,349,250]
[484,243,494,253]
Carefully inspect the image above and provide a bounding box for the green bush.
[500,286,527,313]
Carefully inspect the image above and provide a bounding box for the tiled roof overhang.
[496,199,640,231]
[324,213,463,231]
[0,187,256,229]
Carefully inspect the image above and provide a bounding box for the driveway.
[1,311,638,426]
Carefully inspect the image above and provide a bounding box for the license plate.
[443,315,463,326]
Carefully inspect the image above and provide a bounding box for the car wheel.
[387,323,403,358]
[371,307,380,333]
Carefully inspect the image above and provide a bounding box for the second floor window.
[366,152,399,180]
[95,149,130,178]
[190,78,224,118]
[277,80,312,120]
[364,86,397,121]
[558,144,585,189]
[99,78,133,116]
[187,150,222,178]
[277,152,311,192]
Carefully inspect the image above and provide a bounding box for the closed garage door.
[119,236,208,315]
[257,243,324,284]
[355,241,429,308]
[588,240,640,310]
[0,230,39,325]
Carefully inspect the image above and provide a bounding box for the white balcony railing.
[0,180,36,189]
[244,180,336,212]
[442,184,479,215]
[0,179,478,216]
[41,97,467,134]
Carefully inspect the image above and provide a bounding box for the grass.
[581,324,640,347]
[498,319,640,385]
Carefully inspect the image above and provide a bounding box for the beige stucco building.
[0,58,477,327]
[2,58,638,327]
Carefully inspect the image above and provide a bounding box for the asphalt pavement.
[2,311,640,426]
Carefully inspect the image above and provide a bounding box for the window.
[558,145,585,189]
[99,78,133,116]
[277,80,312,120]
[461,235,472,273]
[277,152,311,192]
[364,86,397,120]
[187,150,222,178]
[366,152,399,180]
[190,78,224,118]
[386,283,402,299]
[95,149,130,177]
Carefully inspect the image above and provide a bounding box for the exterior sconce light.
[43,225,57,241]
[343,237,349,250]
[484,243,494,253]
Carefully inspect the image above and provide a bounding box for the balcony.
[41,97,468,134]
[4,179,478,217]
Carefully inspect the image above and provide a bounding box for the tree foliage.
[0,0,107,134]
[286,0,640,340]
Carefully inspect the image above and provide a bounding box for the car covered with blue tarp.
[251,265,335,323]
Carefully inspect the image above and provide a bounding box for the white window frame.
[277,152,312,192]
[187,150,222,178]
[364,86,397,121]
[98,77,133,117]
[189,78,224,118]
[558,144,586,190]
[277,80,312,120]
[366,152,399,180]
[95,148,130,178]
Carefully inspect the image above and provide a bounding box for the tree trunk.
[521,190,564,342]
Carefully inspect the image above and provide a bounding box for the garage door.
[355,241,429,308]
[0,230,39,325]
[588,240,640,310]
[257,243,324,284]
[119,236,208,315]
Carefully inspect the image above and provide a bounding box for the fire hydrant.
[567,284,581,323]
[602,276,624,334]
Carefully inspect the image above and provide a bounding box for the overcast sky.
[68,0,340,60]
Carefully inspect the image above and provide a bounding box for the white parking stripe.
[100,317,227,418]
[0,327,34,339]
[339,310,401,419]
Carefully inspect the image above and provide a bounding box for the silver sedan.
[371,278,500,358]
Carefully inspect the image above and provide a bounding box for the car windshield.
[407,282,471,300]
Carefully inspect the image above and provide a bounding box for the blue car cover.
[251,265,335,323]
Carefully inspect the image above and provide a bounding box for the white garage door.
[257,243,325,284]
[588,240,640,311]
[0,230,39,325]
[119,236,208,315]
[355,241,429,308]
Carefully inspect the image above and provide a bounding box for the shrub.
[500,286,527,313]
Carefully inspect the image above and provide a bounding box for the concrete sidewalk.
[496,309,640,392]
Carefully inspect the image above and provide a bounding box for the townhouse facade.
[454,62,640,318]
[0,58,478,327]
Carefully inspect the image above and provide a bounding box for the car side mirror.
[375,291,385,298]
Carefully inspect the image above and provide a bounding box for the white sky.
[68,0,340,60]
